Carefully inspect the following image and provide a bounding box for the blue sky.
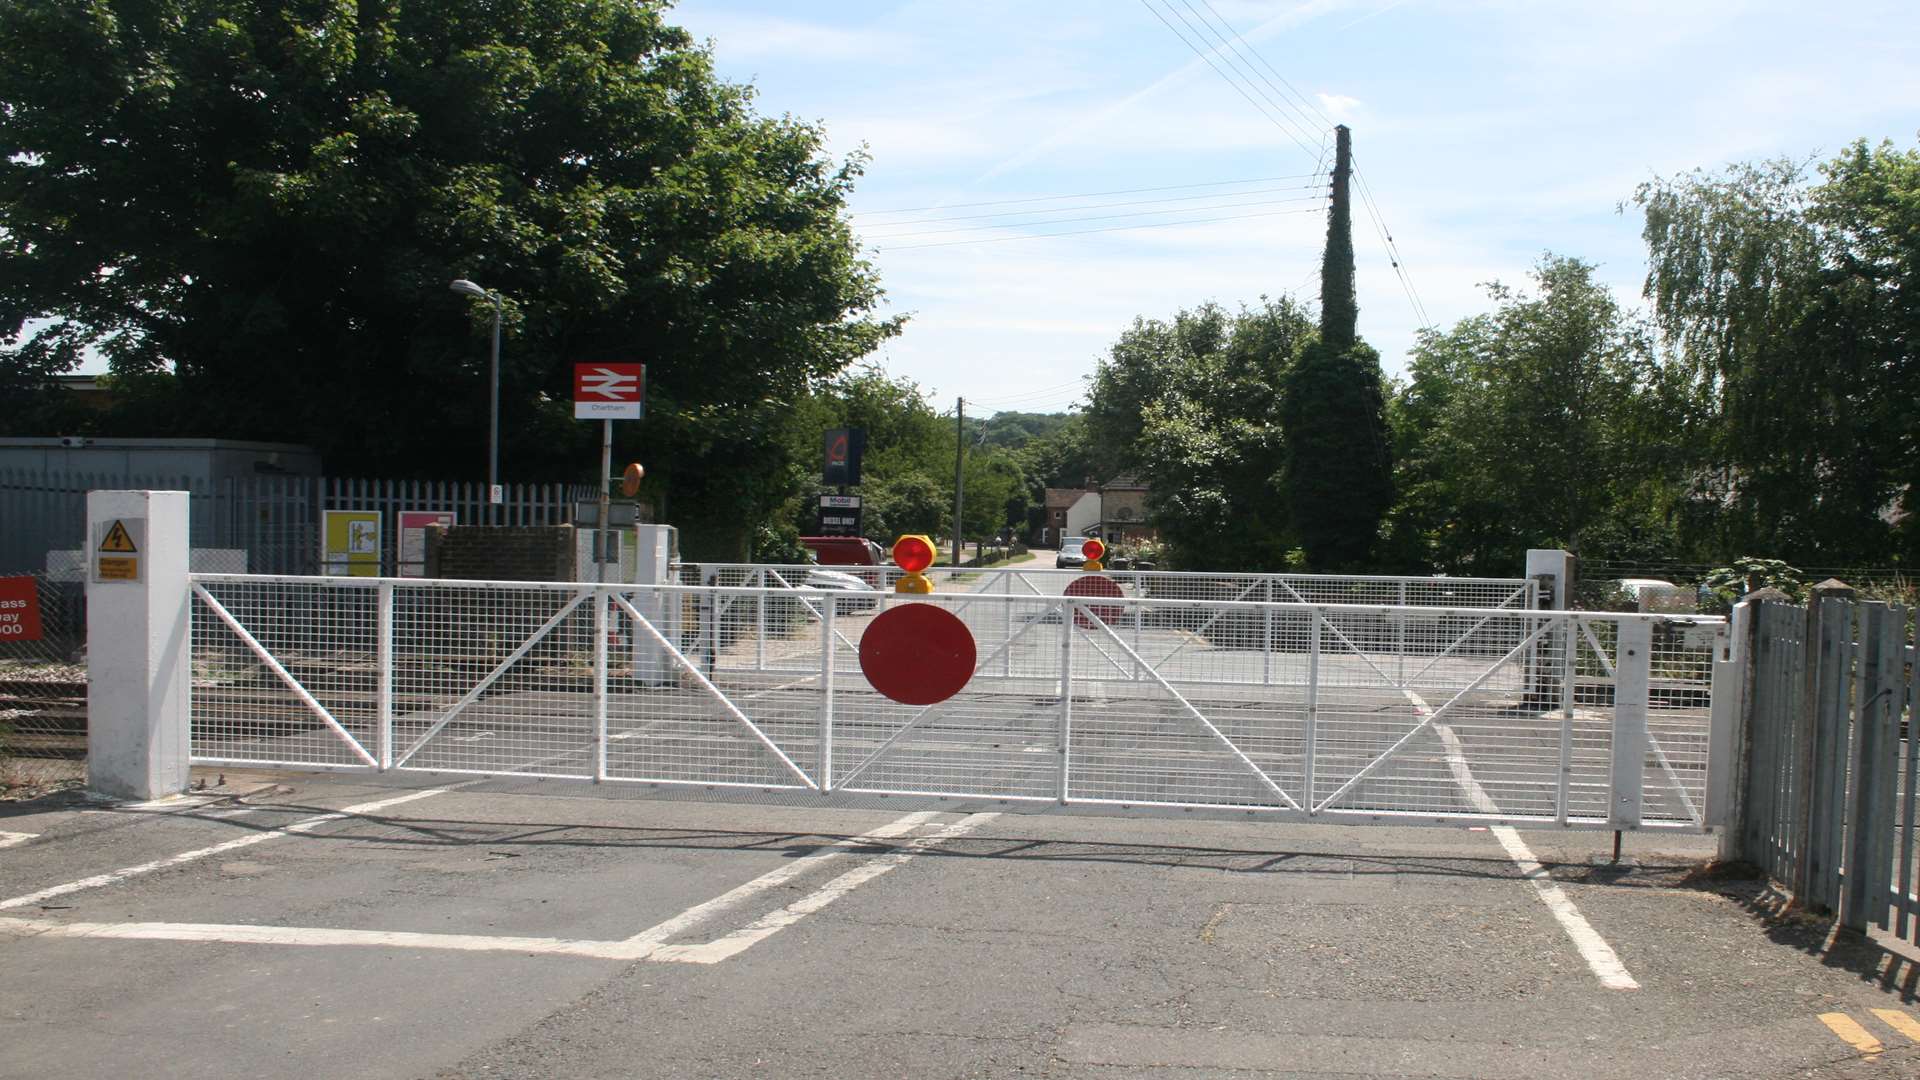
[669,0,1920,416]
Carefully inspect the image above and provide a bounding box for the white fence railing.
[186,573,1724,831]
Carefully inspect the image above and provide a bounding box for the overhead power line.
[1136,0,1326,167]
[874,205,1326,251]
[1166,0,1325,155]
[858,182,1324,230]
[865,192,1327,242]
[1351,164,1433,329]
[1191,0,1338,133]
[852,173,1320,217]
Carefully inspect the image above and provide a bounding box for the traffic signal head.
[1081,538,1106,563]
[892,534,937,593]
[893,535,936,574]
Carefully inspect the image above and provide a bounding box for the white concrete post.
[86,490,192,800]
[1524,548,1575,610]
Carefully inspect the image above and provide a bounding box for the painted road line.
[1819,1012,1884,1057]
[1406,686,1640,991]
[1871,1008,1920,1043]
[0,831,36,850]
[0,786,458,912]
[0,810,965,963]
[650,812,998,964]
[609,810,943,957]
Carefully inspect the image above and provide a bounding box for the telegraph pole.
[952,396,965,566]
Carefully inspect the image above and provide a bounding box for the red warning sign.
[0,576,43,642]
[1063,574,1124,628]
[858,604,976,705]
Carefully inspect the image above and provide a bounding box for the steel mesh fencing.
[0,572,86,796]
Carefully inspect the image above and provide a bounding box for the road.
[3,771,1918,1079]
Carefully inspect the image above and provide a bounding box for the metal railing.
[185,573,1722,831]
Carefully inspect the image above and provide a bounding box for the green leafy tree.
[0,0,899,559]
[1634,141,1920,564]
[1388,257,1673,574]
[1279,125,1392,570]
[1084,299,1312,569]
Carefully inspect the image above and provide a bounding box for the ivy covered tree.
[1279,125,1392,570]
[0,0,899,558]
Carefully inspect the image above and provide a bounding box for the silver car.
[1056,536,1092,569]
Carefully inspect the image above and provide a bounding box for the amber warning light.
[892,534,936,593]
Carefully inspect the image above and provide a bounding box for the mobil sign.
[574,363,645,420]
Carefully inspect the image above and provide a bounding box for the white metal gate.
[187,572,1727,831]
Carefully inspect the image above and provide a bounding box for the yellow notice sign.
[91,517,146,583]
[323,510,382,577]
[96,557,139,581]
[99,520,139,553]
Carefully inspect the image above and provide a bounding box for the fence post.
[820,599,836,791]
[593,586,609,783]
[1058,599,1074,803]
[377,581,394,770]
[1724,591,1790,867]
[1799,585,1855,911]
[1841,603,1902,932]
[1304,608,1321,812]
[1609,618,1651,829]
[85,490,192,801]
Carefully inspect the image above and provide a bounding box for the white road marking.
[608,810,942,956]
[0,787,457,912]
[0,808,979,963]
[1406,687,1639,991]
[649,812,997,964]
[0,831,37,850]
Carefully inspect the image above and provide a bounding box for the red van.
[799,536,888,567]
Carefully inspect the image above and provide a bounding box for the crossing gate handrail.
[183,573,1726,833]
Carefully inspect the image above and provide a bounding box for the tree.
[1633,142,1919,564]
[1279,126,1392,569]
[0,0,899,558]
[1084,299,1312,569]
[1388,257,1672,574]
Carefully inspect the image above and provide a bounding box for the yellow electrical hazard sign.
[99,520,139,553]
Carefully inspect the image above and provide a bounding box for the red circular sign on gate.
[1063,574,1124,628]
[859,603,977,705]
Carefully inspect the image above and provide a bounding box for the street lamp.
[449,278,503,522]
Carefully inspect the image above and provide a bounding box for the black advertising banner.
[822,427,866,486]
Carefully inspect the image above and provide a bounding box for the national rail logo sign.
[574,363,645,420]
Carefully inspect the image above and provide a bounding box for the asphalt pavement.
[4,769,1920,1080]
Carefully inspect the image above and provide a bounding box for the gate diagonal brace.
[1405,603,1529,687]
[1136,578,1262,674]
[1269,583,1404,691]
[1083,608,1303,812]
[834,610,1051,791]
[393,591,590,768]
[1315,618,1554,815]
[613,593,818,791]
[764,569,862,656]
[192,585,378,768]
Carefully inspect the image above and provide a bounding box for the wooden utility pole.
[952,397,965,566]
[1321,124,1357,350]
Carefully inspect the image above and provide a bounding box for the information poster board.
[323,510,382,577]
[398,511,456,578]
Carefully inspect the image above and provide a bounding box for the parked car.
[799,535,887,567]
[1056,535,1093,569]
[795,566,881,612]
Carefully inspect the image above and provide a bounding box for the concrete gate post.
[85,490,192,800]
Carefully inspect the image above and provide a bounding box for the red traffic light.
[1081,538,1106,562]
[893,534,936,574]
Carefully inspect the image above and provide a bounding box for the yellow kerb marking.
[1818,1012,1883,1057]
[1871,1008,1920,1043]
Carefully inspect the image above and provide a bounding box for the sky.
[667,0,1920,416]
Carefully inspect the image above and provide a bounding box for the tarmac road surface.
[4,770,1919,1079]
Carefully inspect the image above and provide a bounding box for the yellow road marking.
[1871,1008,1920,1043]
[1819,1012,1883,1057]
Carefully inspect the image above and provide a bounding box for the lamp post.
[449,278,502,522]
